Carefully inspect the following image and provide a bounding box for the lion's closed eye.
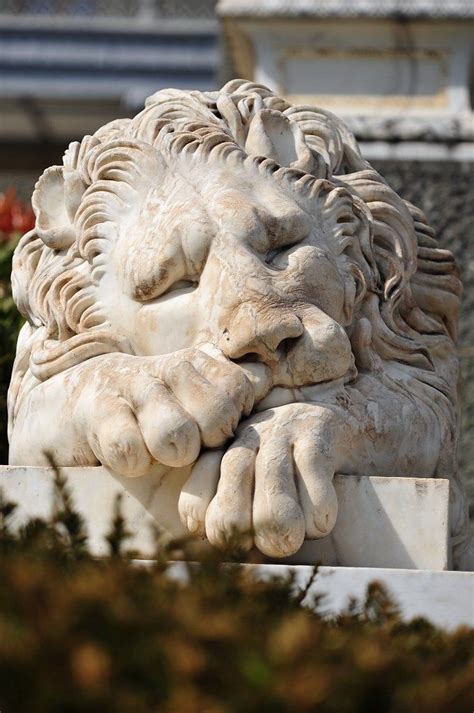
[265,244,299,268]
[166,279,199,293]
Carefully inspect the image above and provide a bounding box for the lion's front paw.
[179,403,344,557]
[77,345,256,477]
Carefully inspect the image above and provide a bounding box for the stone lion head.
[10,80,460,402]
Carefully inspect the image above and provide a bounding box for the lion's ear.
[32,165,85,250]
[244,109,315,173]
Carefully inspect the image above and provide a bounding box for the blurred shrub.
[0,478,472,713]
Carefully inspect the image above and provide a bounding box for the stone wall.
[373,160,474,519]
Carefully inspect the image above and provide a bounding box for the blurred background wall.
[0,0,218,195]
[0,0,473,523]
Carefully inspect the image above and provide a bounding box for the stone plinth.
[225,565,473,631]
[165,562,474,630]
[0,466,450,570]
[277,476,450,570]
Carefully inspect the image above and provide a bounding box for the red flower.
[0,188,35,240]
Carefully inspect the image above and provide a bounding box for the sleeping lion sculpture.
[8,80,472,569]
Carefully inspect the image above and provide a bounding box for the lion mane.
[8,80,467,559]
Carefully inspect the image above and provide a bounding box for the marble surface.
[7,80,472,567]
[215,564,474,631]
[0,466,450,569]
[279,476,450,570]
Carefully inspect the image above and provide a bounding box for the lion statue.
[7,80,472,569]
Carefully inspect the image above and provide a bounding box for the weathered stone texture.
[6,84,472,568]
[0,467,451,570]
[373,160,474,518]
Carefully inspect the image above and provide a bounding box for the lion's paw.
[179,403,342,557]
[79,345,256,477]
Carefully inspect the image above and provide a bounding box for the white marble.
[0,466,450,569]
[279,475,450,570]
[241,565,474,631]
[165,562,474,630]
[0,465,180,558]
[7,81,472,568]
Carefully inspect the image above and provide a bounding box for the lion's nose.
[218,307,304,364]
[273,306,354,387]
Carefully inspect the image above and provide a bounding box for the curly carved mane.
[9,80,461,434]
[9,79,469,560]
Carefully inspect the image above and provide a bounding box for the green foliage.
[0,234,22,464]
[0,479,472,713]
[106,493,133,558]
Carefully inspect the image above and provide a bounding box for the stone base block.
[0,466,450,570]
[166,563,473,630]
[277,475,450,570]
[246,565,474,631]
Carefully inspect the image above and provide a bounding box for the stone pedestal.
[165,562,474,630]
[277,476,450,570]
[0,466,450,568]
[0,465,472,629]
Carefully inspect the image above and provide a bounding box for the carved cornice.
[218,0,474,20]
[345,114,474,142]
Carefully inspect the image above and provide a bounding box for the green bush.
[0,478,472,713]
